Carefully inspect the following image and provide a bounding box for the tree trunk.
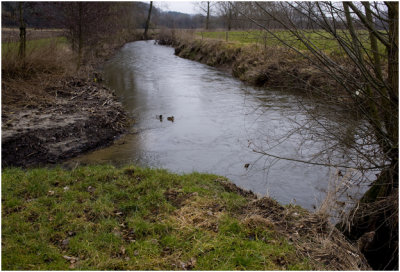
[340,169,398,270]
[363,2,383,81]
[77,2,83,70]
[18,2,26,63]
[206,1,210,30]
[227,8,232,31]
[386,2,399,160]
[341,4,399,269]
[143,1,153,39]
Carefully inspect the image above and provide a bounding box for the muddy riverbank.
[1,31,141,167]
[2,75,130,168]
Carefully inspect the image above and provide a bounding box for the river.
[66,41,369,210]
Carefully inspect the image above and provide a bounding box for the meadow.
[2,165,312,270]
[2,36,68,56]
[196,29,385,56]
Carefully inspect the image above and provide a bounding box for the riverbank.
[2,165,369,270]
[2,75,129,167]
[157,31,349,103]
[1,31,140,167]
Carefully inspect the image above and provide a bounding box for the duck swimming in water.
[167,116,174,122]
[157,115,163,121]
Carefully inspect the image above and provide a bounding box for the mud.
[2,76,130,168]
[214,177,256,199]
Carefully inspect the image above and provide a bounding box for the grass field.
[2,165,312,270]
[196,30,385,56]
[2,36,68,56]
[1,28,64,43]
[2,36,71,80]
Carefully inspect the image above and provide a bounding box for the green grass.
[2,165,312,270]
[2,37,68,56]
[197,30,386,56]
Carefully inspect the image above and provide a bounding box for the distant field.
[196,30,385,56]
[2,36,68,57]
[2,28,64,43]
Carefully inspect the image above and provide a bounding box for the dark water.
[67,41,369,210]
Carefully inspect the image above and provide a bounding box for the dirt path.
[2,76,130,167]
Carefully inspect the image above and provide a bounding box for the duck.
[157,115,163,121]
[244,163,250,169]
[167,116,174,122]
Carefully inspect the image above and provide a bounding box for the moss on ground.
[2,165,312,270]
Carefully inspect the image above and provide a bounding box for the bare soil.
[2,75,130,168]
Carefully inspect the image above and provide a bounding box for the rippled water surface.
[67,41,367,210]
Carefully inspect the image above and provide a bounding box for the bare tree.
[196,1,216,30]
[216,1,235,31]
[143,1,153,39]
[18,2,26,62]
[61,2,124,68]
[232,1,398,269]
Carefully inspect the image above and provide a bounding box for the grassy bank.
[2,165,368,270]
[158,30,346,103]
[158,30,378,107]
[196,30,385,56]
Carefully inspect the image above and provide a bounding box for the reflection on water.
[66,41,369,210]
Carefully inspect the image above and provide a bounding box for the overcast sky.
[154,1,198,15]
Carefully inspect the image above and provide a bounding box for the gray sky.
[154,1,198,15]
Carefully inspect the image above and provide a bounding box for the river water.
[67,41,369,210]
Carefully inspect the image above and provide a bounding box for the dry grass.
[2,36,76,113]
[317,168,357,220]
[172,197,223,233]
[240,196,370,270]
[2,37,73,79]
